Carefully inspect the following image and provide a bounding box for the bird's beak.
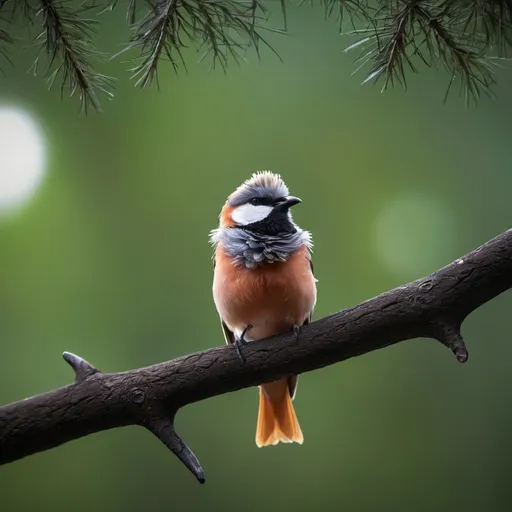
[274,196,302,212]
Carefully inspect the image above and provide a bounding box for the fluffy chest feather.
[209,226,312,269]
[213,244,317,340]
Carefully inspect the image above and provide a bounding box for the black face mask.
[243,208,297,236]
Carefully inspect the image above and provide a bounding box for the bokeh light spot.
[0,107,46,216]
[373,193,456,280]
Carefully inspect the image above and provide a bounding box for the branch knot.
[131,389,146,404]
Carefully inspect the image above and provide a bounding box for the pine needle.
[32,0,115,113]
[343,0,504,104]
[112,0,283,89]
[1,0,511,110]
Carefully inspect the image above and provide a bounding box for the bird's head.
[219,171,302,236]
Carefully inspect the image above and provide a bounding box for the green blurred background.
[1,3,512,512]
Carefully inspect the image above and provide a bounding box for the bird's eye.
[250,198,262,206]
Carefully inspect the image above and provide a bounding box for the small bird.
[210,170,317,447]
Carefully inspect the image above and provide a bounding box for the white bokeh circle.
[0,107,46,215]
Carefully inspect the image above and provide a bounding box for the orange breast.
[213,244,317,341]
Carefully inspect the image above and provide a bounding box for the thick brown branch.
[1,229,511,482]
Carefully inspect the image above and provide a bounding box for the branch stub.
[62,352,99,382]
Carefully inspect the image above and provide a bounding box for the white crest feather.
[241,170,288,192]
[228,170,289,206]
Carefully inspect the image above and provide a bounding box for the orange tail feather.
[255,379,303,447]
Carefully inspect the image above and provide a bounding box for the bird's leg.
[234,324,253,363]
[292,324,301,343]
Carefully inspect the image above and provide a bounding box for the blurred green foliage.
[0,5,511,512]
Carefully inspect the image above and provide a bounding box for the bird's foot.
[234,324,253,363]
[292,324,301,343]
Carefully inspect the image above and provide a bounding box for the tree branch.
[1,229,511,483]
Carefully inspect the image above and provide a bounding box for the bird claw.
[234,324,252,363]
[293,324,301,342]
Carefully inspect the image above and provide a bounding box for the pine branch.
[453,0,512,56]
[112,0,282,89]
[0,26,13,68]
[32,0,115,113]
[303,0,374,32]
[420,9,497,103]
[2,0,512,111]
[343,0,505,104]
[1,229,511,483]
[0,0,14,69]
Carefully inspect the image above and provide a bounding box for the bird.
[210,170,317,448]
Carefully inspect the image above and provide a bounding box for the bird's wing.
[309,251,318,284]
[220,318,236,345]
[287,314,311,401]
[289,254,316,400]
[212,256,235,345]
